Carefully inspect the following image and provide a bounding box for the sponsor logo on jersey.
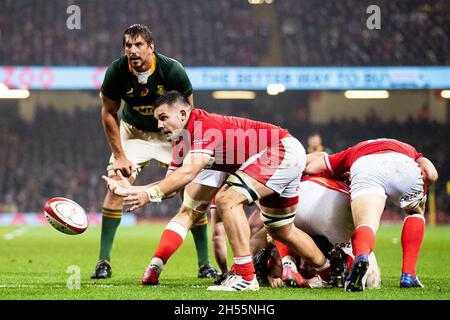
[157,85,166,96]
[133,105,154,116]
[125,88,134,97]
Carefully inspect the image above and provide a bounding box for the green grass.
[1,224,449,300]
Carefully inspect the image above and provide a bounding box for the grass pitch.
[0,223,449,300]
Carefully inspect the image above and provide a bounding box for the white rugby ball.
[44,197,88,235]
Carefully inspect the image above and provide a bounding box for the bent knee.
[266,224,291,240]
[104,191,124,207]
[215,189,246,210]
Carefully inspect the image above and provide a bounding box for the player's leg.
[207,174,273,291]
[273,240,309,288]
[142,170,227,285]
[92,123,170,279]
[209,174,327,291]
[191,213,218,279]
[91,166,138,279]
[345,193,385,292]
[261,203,331,282]
[208,136,308,291]
[188,172,227,278]
[380,153,426,288]
[247,206,269,255]
[400,211,425,288]
[397,161,427,288]
[210,204,228,276]
[142,182,219,285]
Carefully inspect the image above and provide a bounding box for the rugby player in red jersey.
[305,139,438,291]
[247,175,381,289]
[103,91,332,291]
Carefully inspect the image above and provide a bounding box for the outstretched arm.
[103,153,211,211]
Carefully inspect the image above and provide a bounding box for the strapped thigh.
[260,210,296,229]
[225,172,260,204]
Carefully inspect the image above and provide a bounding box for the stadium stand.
[0,0,448,66]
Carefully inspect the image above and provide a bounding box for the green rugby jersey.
[101,52,193,132]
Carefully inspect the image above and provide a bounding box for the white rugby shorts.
[349,153,424,210]
[240,136,306,202]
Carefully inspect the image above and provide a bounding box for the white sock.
[150,257,164,273]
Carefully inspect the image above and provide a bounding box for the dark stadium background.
[0,0,448,224]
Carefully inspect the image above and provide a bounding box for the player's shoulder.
[107,55,128,70]
[190,108,210,120]
[188,108,221,128]
[155,52,185,71]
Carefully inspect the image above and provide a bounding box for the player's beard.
[130,57,143,69]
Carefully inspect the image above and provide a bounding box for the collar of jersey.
[128,53,156,77]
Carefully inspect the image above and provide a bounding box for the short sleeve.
[189,136,216,156]
[167,61,193,97]
[188,120,222,157]
[326,149,351,177]
[101,62,122,102]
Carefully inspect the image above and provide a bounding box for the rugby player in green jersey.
[92,24,218,281]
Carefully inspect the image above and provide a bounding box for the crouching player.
[242,175,382,289]
[306,138,438,291]
[104,91,332,291]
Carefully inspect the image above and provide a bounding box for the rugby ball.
[44,197,88,235]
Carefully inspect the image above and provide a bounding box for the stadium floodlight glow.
[212,91,256,100]
[344,90,389,99]
[267,83,286,96]
[0,83,30,99]
[440,90,450,99]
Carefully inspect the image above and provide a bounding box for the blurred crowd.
[0,0,448,66]
[0,0,266,66]
[276,0,450,66]
[0,104,448,219]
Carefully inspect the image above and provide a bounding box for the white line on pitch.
[3,227,27,240]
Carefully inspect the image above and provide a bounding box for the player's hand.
[268,275,285,288]
[102,171,133,196]
[113,156,135,178]
[123,191,150,211]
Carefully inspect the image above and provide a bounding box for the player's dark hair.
[154,91,190,109]
[123,24,153,47]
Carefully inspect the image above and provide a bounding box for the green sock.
[190,223,209,266]
[99,209,122,262]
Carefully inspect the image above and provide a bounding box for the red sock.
[347,254,354,270]
[233,255,255,281]
[275,240,297,260]
[401,214,425,277]
[153,221,187,264]
[352,225,375,257]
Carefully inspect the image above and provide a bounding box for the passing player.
[104,91,332,291]
[93,24,216,280]
[306,138,438,291]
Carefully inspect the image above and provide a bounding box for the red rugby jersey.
[169,109,289,173]
[325,138,423,177]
